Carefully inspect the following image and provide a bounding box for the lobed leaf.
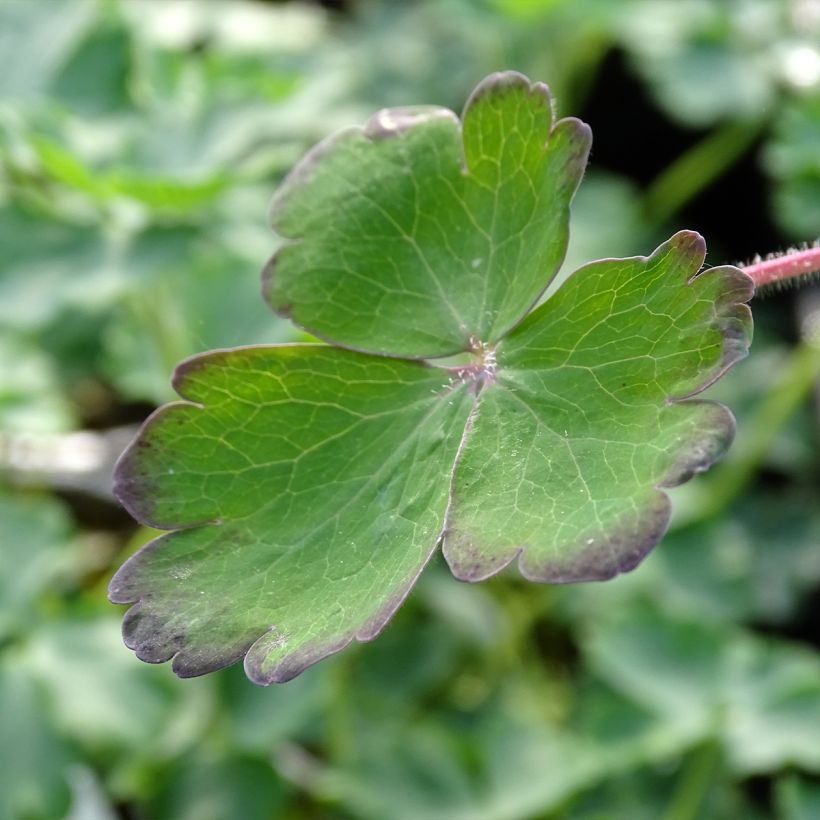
[263,72,591,358]
[443,231,752,582]
[112,72,753,683]
[112,346,473,683]
[584,603,820,775]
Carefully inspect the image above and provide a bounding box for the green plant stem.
[692,340,820,524]
[327,654,357,765]
[643,119,765,227]
[660,740,720,820]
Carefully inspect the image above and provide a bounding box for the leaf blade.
[443,232,754,583]
[111,345,474,683]
[263,71,591,358]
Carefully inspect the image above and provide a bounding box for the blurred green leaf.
[725,639,820,774]
[554,171,649,292]
[0,657,73,820]
[150,752,286,820]
[654,492,820,625]
[102,228,294,404]
[0,0,94,103]
[26,617,212,756]
[584,602,725,731]
[0,202,113,331]
[51,18,134,117]
[776,774,820,820]
[584,603,820,775]
[327,711,601,820]
[222,663,329,755]
[330,675,710,820]
[567,761,768,820]
[0,490,76,641]
[30,134,230,213]
[0,337,77,432]
[765,98,820,238]
[617,0,780,127]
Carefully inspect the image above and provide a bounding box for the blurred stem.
[326,654,356,765]
[660,740,720,820]
[642,119,765,227]
[691,340,820,524]
[560,35,611,114]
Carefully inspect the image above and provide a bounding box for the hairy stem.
[741,246,820,288]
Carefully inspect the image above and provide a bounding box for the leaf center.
[446,340,497,392]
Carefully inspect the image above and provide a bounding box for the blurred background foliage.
[1,0,820,818]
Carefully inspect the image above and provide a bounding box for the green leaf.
[559,170,649,286]
[326,677,707,820]
[0,490,76,641]
[0,203,112,331]
[150,752,286,820]
[112,346,475,683]
[776,775,820,820]
[50,19,134,117]
[617,1,778,127]
[112,72,753,683]
[584,603,820,775]
[30,136,231,213]
[583,602,727,732]
[222,662,329,754]
[327,713,604,820]
[102,227,296,405]
[0,0,93,103]
[263,72,591,358]
[0,338,76,433]
[442,231,751,582]
[0,658,72,820]
[725,639,820,775]
[653,491,820,626]
[26,617,210,755]
[764,98,820,238]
